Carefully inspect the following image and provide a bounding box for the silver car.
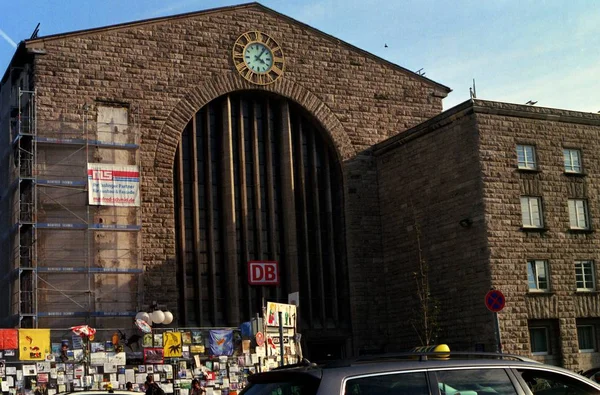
[241,352,600,395]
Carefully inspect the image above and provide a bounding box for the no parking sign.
[485,289,505,312]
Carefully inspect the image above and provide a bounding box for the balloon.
[135,318,152,333]
[162,311,174,325]
[136,311,150,323]
[151,310,165,324]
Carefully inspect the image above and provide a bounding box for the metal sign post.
[278,311,284,367]
[485,289,505,353]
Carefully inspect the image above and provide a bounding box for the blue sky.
[1,0,598,113]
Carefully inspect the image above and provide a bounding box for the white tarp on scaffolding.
[87,163,140,207]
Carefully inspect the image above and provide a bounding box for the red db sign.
[248,261,279,285]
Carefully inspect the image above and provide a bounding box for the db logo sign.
[248,261,279,285]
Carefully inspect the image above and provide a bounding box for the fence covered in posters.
[0,310,301,395]
[0,327,255,395]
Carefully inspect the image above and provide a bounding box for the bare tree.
[409,207,440,346]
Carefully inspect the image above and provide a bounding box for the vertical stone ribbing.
[190,115,203,323]
[175,140,188,325]
[279,101,299,294]
[221,95,240,326]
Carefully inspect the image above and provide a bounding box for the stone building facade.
[0,3,448,360]
[1,2,600,370]
[375,99,600,370]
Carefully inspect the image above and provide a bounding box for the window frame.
[568,199,590,230]
[527,260,550,292]
[563,148,583,174]
[529,326,550,355]
[520,196,544,229]
[343,370,430,395]
[517,144,537,170]
[575,260,596,292]
[577,324,596,352]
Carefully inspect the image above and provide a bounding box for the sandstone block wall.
[475,100,600,371]
[375,104,495,351]
[10,4,447,350]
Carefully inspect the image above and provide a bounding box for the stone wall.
[475,100,600,371]
[19,4,446,350]
[375,104,495,351]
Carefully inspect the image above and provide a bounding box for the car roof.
[248,352,586,383]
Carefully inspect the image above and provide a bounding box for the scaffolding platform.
[0,77,143,329]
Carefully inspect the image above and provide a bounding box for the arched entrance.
[173,91,350,347]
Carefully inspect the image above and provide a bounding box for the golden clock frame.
[232,30,285,85]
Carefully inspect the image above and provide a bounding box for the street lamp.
[136,301,174,326]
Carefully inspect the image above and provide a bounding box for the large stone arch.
[152,73,356,171]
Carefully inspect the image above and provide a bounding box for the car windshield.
[240,374,320,395]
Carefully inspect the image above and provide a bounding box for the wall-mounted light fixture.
[459,218,473,228]
[135,301,174,326]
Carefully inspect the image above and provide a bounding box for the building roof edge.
[22,2,451,94]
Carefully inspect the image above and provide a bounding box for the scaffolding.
[0,67,142,329]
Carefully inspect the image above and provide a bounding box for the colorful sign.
[0,329,18,350]
[18,329,50,361]
[87,163,140,207]
[163,332,182,358]
[248,261,279,285]
[143,348,164,364]
[255,331,265,347]
[266,302,297,328]
[209,330,233,356]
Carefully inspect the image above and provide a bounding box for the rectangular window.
[345,372,429,395]
[564,148,582,173]
[527,260,549,292]
[568,199,590,229]
[575,261,595,291]
[530,327,549,355]
[435,369,516,395]
[517,144,537,170]
[577,325,595,352]
[521,196,543,228]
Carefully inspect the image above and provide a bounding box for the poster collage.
[0,302,301,395]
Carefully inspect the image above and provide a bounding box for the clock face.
[233,31,284,85]
[244,42,273,74]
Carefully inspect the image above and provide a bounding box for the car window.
[516,368,600,395]
[435,368,518,395]
[344,372,429,395]
[241,375,320,395]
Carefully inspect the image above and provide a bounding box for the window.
[521,197,543,228]
[516,368,600,394]
[530,327,549,355]
[564,148,582,173]
[577,325,595,352]
[517,144,537,170]
[527,260,549,292]
[243,376,320,395]
[575,261,595,291]
[344,372,429,395]
[435,369,516,395]
[568,199,590,230]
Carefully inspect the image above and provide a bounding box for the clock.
[232,31,284,85]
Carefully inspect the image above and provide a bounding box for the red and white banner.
[87,163,140,207]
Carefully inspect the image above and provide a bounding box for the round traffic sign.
[255,331,265,347]
[485,289,505,312]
